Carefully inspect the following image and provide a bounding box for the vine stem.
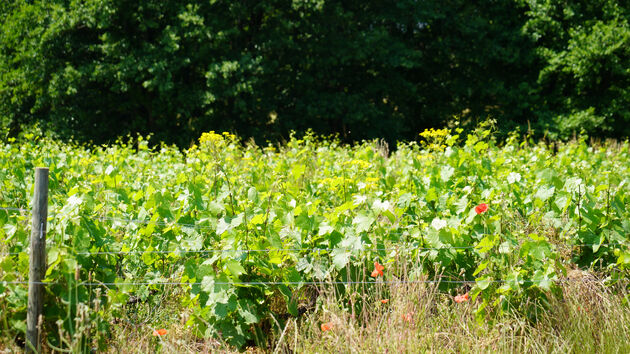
[577,185,582,233]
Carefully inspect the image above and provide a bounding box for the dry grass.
[96,279,630,353]
[1,250,628,353]
[290,279,630,353]
[1,253,629,353]
[1,276,629,353]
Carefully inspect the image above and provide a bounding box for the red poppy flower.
[454,293,470,303]
[401,312,413,323]
[370,262,385,277]
[321,322,333,332]
[152,328,168,336]
[475,203,489,214]
[380,299,389,304]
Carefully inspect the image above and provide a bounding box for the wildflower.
[401,312,413,323]
[475,203,489,214]
[321,322,333,332]
[152,329,168,336]
[371,262,385,277]
[454,293,470,303]
[381,299,389,304]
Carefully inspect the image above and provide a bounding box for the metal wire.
[2,278,629,287]
[2,206,628,258]
[99,215,408,234]
[96,216,214,230]
[71,245,476,256]
[4,205,628,252]
[0,207,28,212]
[1,242,628,257]
[0,245,474,257]
[83,242,630,256]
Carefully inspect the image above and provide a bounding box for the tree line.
[1,0,628,146]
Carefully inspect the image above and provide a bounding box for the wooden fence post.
[26,167,49,353]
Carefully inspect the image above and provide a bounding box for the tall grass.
[91,278,629,353]
[2,263,629,353]
[291,277,630,353]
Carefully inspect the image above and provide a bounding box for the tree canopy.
[1,0,628,146]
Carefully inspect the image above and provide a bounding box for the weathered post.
[26,168,48,353]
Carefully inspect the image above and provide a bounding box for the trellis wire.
[2,278,629,287]
[4,206,628,255]
[0,207,28,212]
[96,216,213,230]
[1,241,629,258]
[72,245,477,255]
[1,242,628,257]
[0,251,24,256]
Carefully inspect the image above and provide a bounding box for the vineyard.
[1,126,630,351]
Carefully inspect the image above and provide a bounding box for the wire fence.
[2,242,629,257]
[96,216,214,230]
[2,278,630,287]
[2,203,630,291]
[2,205,628,257]
[0,206,28,212]
[5,170,627,347]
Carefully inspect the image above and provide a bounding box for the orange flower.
[475,203,489,214]
[320,322,333,332]
[401,312,413,323]
[380,299,389,304]
[152,328,168,336]
[454,293,470,303]
[370,261,385,277]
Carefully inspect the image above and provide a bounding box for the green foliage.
[522,0,630,138]
[0,0,541,145]
[2,1,629,144]
[1,128,629,348]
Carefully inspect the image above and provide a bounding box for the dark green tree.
[522,0,630,138]
[3,0,625,145]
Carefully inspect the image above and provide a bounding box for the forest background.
[1,0,628,146]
